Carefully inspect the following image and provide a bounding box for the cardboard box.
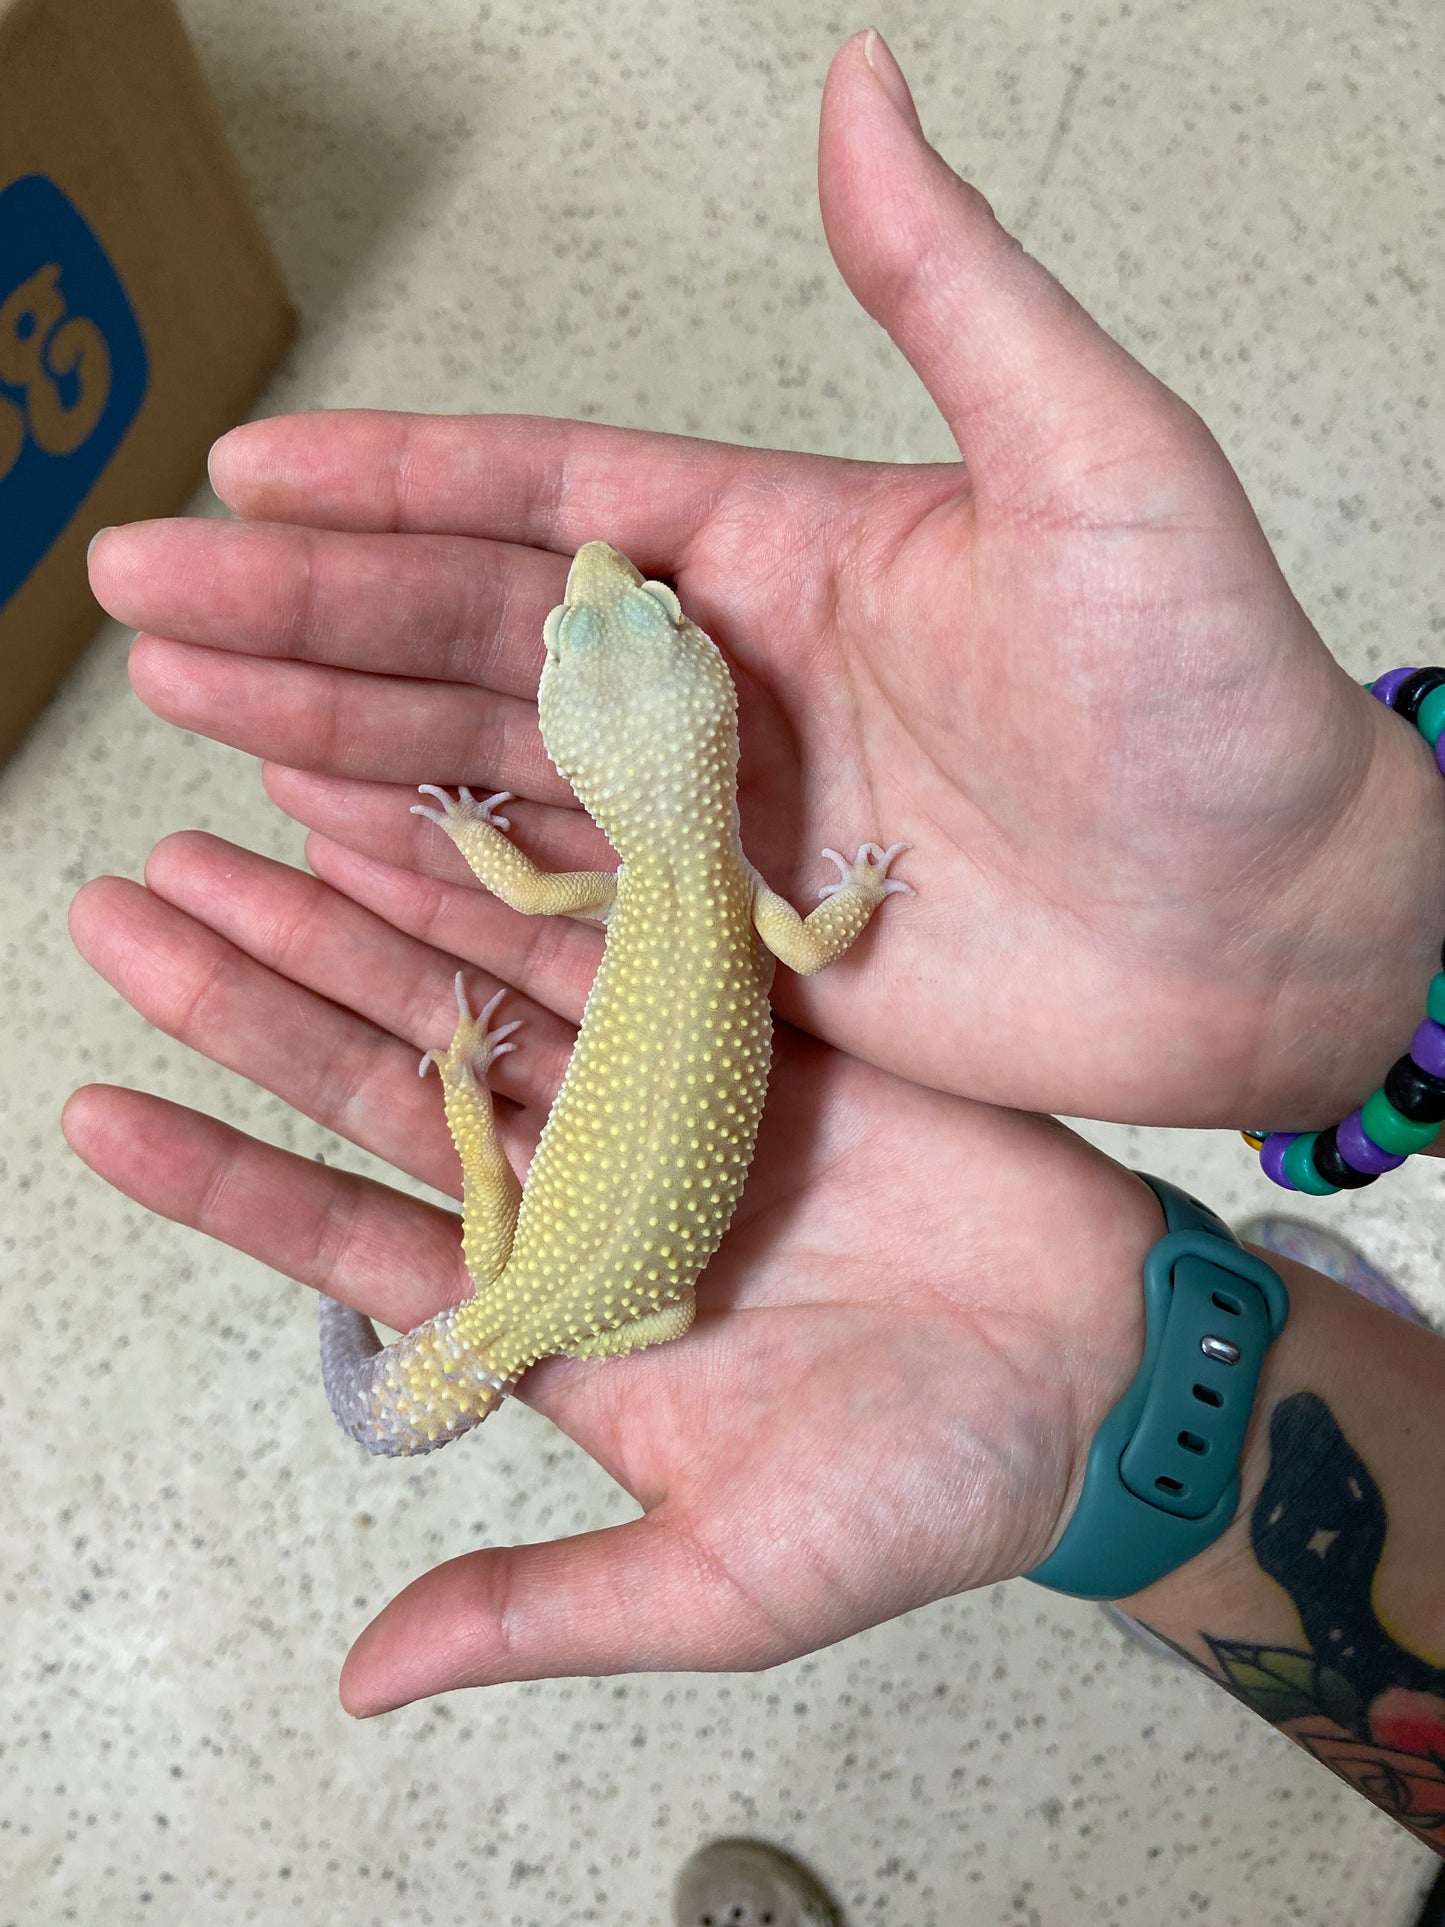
[0,0,295,762]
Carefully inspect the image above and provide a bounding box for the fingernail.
[861,28,924,135]
[206,429,236,492]
[207,424,255,496]
[87,526,115,566]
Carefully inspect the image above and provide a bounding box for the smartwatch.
[1025,1173,1290,1600]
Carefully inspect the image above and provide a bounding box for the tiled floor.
[4,1,1442,1920]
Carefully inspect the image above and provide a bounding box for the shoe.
[671,1837,843,1927]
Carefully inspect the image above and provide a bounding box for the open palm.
[64,827,1153,1711]
[87,35,1443,1137]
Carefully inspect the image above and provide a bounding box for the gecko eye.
[640,580,682,625]
[542,606,565,658]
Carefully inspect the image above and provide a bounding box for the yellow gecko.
[318,541,911,1454]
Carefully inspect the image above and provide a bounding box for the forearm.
[1119,1254,1445,1850]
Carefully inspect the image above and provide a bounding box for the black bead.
[1383,1054,1445,1124]
[1310,1125,1378,1189]
[1390,667,1445,724]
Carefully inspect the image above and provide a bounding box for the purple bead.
[1337,1108,1408,1174]
[1369,666,1418,707]
[1410,1018,1445,1079]
[1259,1132,1300,1189]
[1435,732,1445,779]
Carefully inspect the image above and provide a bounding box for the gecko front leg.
[414,785,618,922]
[751,841,912,976]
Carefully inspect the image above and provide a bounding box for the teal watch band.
[1024,1173,1290,1601]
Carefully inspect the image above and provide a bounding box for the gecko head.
[536,541,738,848]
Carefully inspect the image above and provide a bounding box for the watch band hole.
[1210,1289,1243,1315]
[1177,1430,1208,1454]
[1192,1383,1223,1407]
[1155,1474,1186,1495]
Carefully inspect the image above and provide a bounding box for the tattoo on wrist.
[1142,1392,1445,1848]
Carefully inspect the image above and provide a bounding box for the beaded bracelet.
[1243,664,1445,1196]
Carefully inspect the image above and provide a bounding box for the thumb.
[818,31,1188,509]
[337,1514,790,1715]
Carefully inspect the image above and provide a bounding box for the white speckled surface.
[3,1,1443,1921]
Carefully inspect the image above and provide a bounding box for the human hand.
[84,32,1445,1133]
[63,827,1158,1712]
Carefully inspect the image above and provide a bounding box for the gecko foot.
[419,972,523,1088]
[411,784,515,835]
[817,841,914,901]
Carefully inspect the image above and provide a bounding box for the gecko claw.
[411,786,514,834]
[875,841,915,896]
[817,848,853,898]
[419,974,523,1083]
[817,841,913,900]
[410,783,452,827]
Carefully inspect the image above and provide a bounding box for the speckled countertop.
[3,2,1443,1922]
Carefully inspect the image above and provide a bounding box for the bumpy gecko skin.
[318,541,912,1455]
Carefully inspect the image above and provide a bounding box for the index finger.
[206,409,785,571]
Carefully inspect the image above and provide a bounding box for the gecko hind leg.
[558,1290,697,1360]
[419,972,523,1292]
[316,974,524,1455]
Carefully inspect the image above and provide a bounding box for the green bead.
[1428,973,1445,1027]
[1282,1132,1341,1196]
[1360,1088,1441,1155]
[1417,685,1445,747]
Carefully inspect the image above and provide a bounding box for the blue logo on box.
[0,174,149,610]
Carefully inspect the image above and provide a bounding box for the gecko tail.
[317,1296,513,1457]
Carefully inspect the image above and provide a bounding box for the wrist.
[1021,1168,1164,1577]
[1117,1252,1445,1650]
[1109,1250,1317,1625]
[1245,686,1445,1132]
[1025,1175,1290,1594]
